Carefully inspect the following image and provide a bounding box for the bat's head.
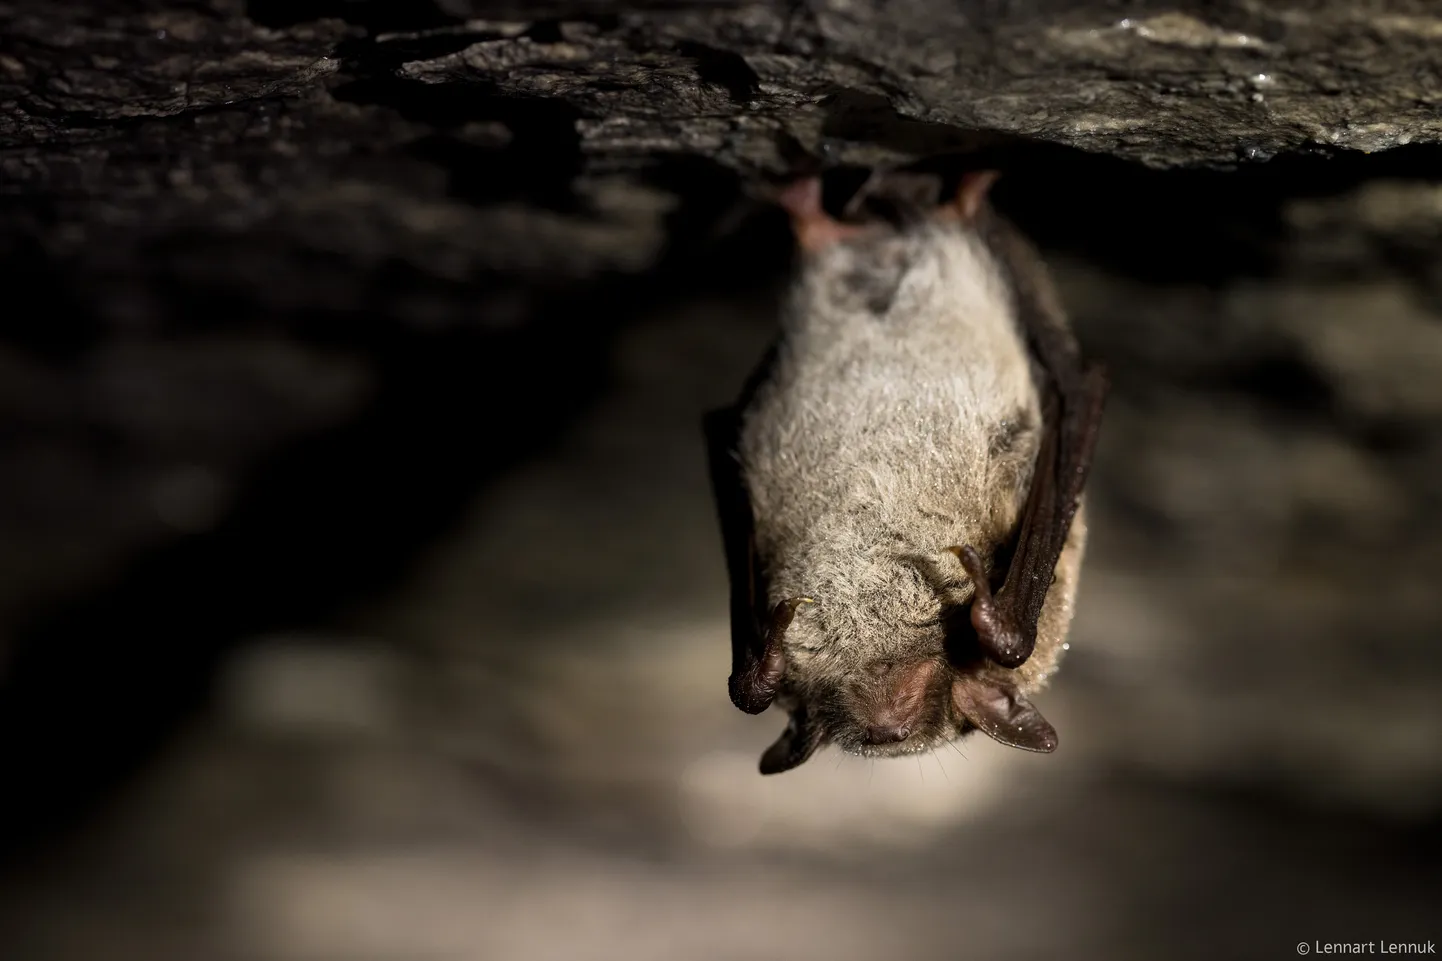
[810,657,950,757]
[772,168,1013,340]
[740,512,1085,776]
[775,168,1000,256]
[759,651,1058,775]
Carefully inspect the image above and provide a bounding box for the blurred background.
[3,2,1442,960]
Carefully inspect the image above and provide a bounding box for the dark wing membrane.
[978,211,1110,659]
[703,405,771,708]
[993,370,1107,648]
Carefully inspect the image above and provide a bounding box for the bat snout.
[851,658,942,747]
[863,722,912,745]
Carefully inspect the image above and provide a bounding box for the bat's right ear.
[954,170,1001,223]
[759,708,823,775]
[951,673,1058,753]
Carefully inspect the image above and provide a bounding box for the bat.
[704,168,1108,774]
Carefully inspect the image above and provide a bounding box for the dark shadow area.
[995,141,1442,280]
[0,237,101,362]
[332,76,589,213]
[847,139,1442,286]
[674,40,761,104]
[0,150,800,868]
[0,269,640,867]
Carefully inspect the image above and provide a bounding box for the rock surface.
[6,0,1442,314]
[10,1,1442,174]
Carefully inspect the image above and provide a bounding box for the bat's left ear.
[951,673,1057,753]
[759,708,824,775]
[953,170,1001,223]
[775,177,870,253]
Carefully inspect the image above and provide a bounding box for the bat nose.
[856,659,942,747]
[863,723,911,745]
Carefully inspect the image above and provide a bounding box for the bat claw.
[947,544,1034,669]
[729,596,811,714]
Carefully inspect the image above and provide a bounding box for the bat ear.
[759,708,824,775]
[954,170,1001,222]
[775,177,868,252]
[951,674,1057,753]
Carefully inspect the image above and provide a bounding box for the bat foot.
[946,545,1034,669]
[728,596,812,714]
[776,177,870,252]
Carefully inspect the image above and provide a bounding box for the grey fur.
[735,216,1088,760]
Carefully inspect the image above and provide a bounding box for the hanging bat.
[704,168,1108,774]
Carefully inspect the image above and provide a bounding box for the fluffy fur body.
[735,216,1088,760]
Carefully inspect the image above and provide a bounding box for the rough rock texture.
[3,2,1442,960]
[7,0,1442,304]
[417,0,1442,170]
[13,0,1442,173]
